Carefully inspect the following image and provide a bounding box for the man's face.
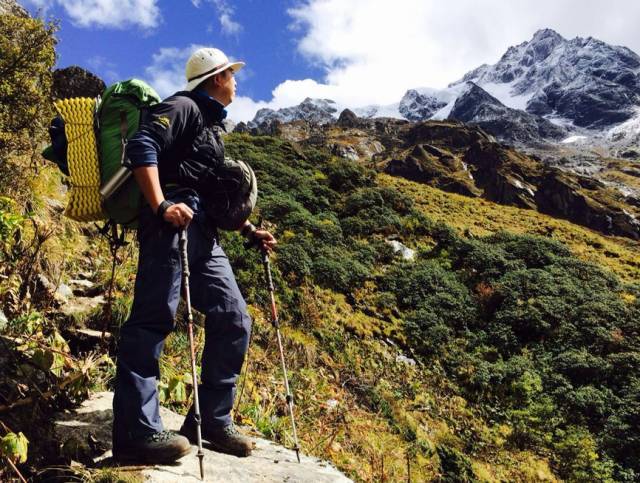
[213,69,236,106]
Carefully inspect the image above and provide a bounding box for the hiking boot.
[112,430,191,464]
[180,420,254,457]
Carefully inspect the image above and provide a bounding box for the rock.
[222,118,236,134]
[52,66,105,100]
[68,279,95,297]
[463,140,539,209]
[45,197,65,214]
[619,149,640,160]
[384,142,479,197]
[54,392,352,482]
[336,109,359,128]
[0,0,27,16]
[36,273,56,293]
[60,295,105,316]
[0,309,7,331]
[405,120,493,148]
[386,240,416,261]
[331,144,359,161]
[234,121,249,133]
[324,399,339,411]
[396,355,417,366]
[535,169,640,239]
[69,279,94,289]
[56,283,74,300]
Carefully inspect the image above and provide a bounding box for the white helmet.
[184,47,245,91]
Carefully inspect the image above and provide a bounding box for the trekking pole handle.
[179,229,190,278]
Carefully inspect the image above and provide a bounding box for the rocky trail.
[54,392,351,482]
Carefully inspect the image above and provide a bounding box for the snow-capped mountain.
[249,97,338,128]
[248,29,640,147]
[398,89,448,121]
[453,28,640,129]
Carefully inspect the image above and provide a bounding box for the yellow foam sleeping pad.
[54,97,106,221]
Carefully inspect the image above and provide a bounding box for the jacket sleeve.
[126,95,202,169]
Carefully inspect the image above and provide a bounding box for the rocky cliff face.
[448,82,567,144]
[395,121,640,239]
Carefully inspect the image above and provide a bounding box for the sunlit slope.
[380,173,640,282]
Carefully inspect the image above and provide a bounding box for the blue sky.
[22,0,640,122]
[24,1,324,102]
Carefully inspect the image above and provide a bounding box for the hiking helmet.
[184,48,245,91]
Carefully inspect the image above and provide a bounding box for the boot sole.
[113,444,192,465]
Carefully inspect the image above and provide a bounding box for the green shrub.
[324,157,374,192]
[553,426,615,482]
[436,444,478,482]
[311,248,370,293]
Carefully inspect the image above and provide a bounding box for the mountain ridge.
[248,28,640,149]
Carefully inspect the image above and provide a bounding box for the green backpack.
[43,79,162,228]
[98,80,161,227]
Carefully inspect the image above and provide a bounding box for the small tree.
[0,13,57,162]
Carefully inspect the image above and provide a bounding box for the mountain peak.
[454,28,640,128]
[530,28,565,43]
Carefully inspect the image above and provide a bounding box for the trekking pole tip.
[295,447,301,463]
[198,452,204,480]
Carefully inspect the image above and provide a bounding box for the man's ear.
[211,73,224,88]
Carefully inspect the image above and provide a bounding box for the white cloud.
[229,0,640,122]
[24,0,161,29]
[86,55,120,84]
[144,44,208,98]
[226,96,270,124]
[192,0,242,37]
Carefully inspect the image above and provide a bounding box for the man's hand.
[253,229,277,253]
[163,203,193,228]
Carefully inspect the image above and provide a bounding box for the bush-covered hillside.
[223,133,640,482]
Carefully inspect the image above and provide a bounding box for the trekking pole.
[261,248,301,463]
[179,228,205,480]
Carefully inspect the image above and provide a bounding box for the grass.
[380,173,640,282]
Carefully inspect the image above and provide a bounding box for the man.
[112,47,276,464]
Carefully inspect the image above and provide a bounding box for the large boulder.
[52,66,106,99]
[336,109,359,128]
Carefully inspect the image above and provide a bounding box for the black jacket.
[126,90,227,190]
